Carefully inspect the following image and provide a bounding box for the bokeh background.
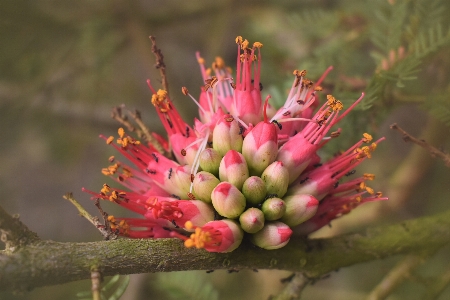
[1,0,450,299]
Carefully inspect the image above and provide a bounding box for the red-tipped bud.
[261,161,289,198]
[184,219,243,253]
[242,121,278,176]
[199,148,222,177]
[193,171,220,203]
[211,182,246,218]
[219,150,249,190]
[250,221,292,250]
[281,194,319,227]
[261,197,286,221]
[242,176,267,206]
[239,207,265,233]
[212,115,243,156]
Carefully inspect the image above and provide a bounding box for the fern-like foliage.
[421,93,450,127]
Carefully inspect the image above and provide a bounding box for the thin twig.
[127,108,169,156]
[271,272,310,300]
[111,106,142,136]
[149,36,169,94]
[366,255,424,300]
[91,267,102,300]
[63,193,117,240]
[390,123,450,167]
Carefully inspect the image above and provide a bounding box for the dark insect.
[313,163,322,168]
[251,79,263,91]
[334,181,339,189]
[152,153,159,163]
[146,169,156,175]
[239,126,244,135]
[185,126,190,137]
[271,120,282,130]
[168,168,173,179]
[206,270,214,273]
[265,194,278,200]
[299,177,309,184]
[171,220,179,228]
[345,170,356,176]
[171,194,181,200]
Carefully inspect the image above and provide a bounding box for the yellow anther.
[362,133,373,143]
[107,215,115,222]
[332,100,343,111]
[370,142,377,151]
[197,56,205,64]
[108,156,115,162]
[122,167,132,178]
[363,173,375,180]
[359,182,366,190]
[106,136,114,144]
[185,221,194,230]
[214,57,225,69]
[118,128,125,138]
[181,87,189,96]
[253,42,263,48]
[101,168,111,176]
[205,68,211,76]
[235,36,243,44]
[241,39,249,49]
[314,86,323,91]
[375,191,383,198]
[366,186,375,194]
[101,183,111,194]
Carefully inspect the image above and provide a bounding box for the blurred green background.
[1,0,450,299]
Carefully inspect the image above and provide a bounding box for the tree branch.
[0,205,39,253]
[1,209,449,292]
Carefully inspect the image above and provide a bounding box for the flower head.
[84,37,387,252]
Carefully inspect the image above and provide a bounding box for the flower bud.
[199,148,222,177]
[178,200,215,227]
[242,121,278,176]
[211,182,246,218]
[239,207,265,233]
[212,115,243,156]
[184,219,243,253]
[250,221,292,250]
[193,171,220,203]
[281,194,319,227]
[261,197,286,221]
[242,176,267,206]
[261,161,289,198]
[219,150,249,190]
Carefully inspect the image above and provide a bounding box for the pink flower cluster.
[84,37,387,252]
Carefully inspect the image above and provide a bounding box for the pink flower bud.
[242,176,267,206]
[219,150,249,190]
[261,197,286,221]
[242,121,278,176]
[211,182,246,218]
[199,148,222,177]
[280,194,319,227]
[193,171,220,203]
[250,221,292,250]
[239,207,265,233]
[212,115,243,156]
[261,161,289,198]
[184,219,243,253]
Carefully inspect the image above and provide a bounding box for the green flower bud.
[239,207,265,233]
[211,182,246,218]
[212,115,243,156]
[193,171,220,203]
[242,176,267,206]
[261,197,286,221]
[199,148,222,177]
[219,150,249,190]
[250,221,292,250]
[261,161,289,198]
[281,194,319,227]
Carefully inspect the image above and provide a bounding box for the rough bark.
[1,209,449,293]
